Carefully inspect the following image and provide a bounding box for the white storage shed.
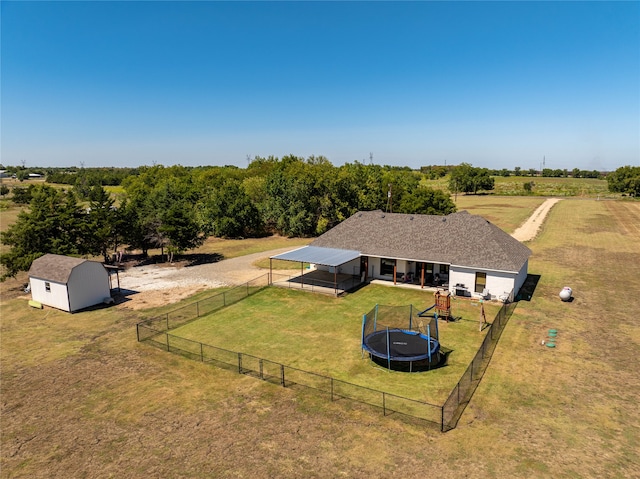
[28,254,111,312]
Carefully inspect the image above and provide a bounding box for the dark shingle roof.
[28,254,89,284]
[310,210,531,273]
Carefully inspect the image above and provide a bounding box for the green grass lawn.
[170,284,501,405]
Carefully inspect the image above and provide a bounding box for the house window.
[45,282,51,292]
[380,258,395,276]
[439,264,449,276]
[475,272,487,293]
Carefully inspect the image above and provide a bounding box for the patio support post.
[394,263,397,285]
[421,263,425,289]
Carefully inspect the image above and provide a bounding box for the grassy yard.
[170,285,501,404]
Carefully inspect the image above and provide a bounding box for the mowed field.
[1,198,639,478]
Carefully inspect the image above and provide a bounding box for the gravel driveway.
[116,247,297,310]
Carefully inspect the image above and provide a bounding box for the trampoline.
[361,304,445,372]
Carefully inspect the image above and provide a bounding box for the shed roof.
[29,254,93,284]
[310,210,531,273]
[271,246,361,267]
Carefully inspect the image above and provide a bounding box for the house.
[28,254,111,312]
[271,210,531,300]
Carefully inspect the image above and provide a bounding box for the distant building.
[28,254,111,312]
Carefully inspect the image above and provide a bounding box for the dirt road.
[511,198,561,241]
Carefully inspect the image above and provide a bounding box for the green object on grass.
[546,342,556,348]
[28,300,43,309]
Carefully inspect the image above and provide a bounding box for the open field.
[1,198,639,478]
[171,285,501,404]
[454,196,546,233]
[422,175,613,198]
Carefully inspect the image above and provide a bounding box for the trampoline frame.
[361,304,442,372]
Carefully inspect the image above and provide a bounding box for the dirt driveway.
[116,248,297,310]
[511,198,561,241]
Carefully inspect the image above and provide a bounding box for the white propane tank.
[559,287,572,302]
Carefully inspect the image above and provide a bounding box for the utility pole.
[386,183,392,213]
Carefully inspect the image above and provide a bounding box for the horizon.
[2,1,639,171]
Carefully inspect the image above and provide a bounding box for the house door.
[360,256,369,282]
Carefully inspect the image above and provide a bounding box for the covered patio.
[269,246,363,296]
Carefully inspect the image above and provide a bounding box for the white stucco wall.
[30,278,71,311]
[513,260,529,298]
[449,266,516,299]
[67,262,110,312]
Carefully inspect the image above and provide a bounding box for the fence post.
[196,301,200,318]
[200,342,204,362]
[259,359,263,380]
[382,392,386,416]
[166,333,170,352]
[166,313,169,331]
[441,406,445,432]
[330,378,334,401]
[238,352,242,374]
[136,324,140,342]
[280,364,285,387]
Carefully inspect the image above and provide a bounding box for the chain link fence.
[137,280,516,432]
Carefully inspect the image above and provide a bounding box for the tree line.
[3,159,635,279]
[1,156,458,279]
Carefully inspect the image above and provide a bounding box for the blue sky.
[1,1,638,171]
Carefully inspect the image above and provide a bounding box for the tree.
[523,181,534,194]
[448,163,495,194]
[11,185,34,204]
[397,186,456,215]
[607,166,640,196]
[85,186,117,262]
[120,166,206,260]
[0,185,88,279]
[200,180,261,238]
